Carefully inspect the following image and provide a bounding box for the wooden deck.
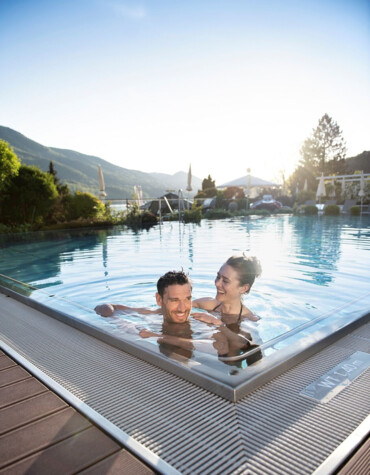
[0,350,154,474]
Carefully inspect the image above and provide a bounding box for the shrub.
[350,206,360,216]
[66,191,105,220]
[245,209,271,216]
[304,205,318,215]
[324,204,340,216]
[184,207,202,223]
[204,209,233,219]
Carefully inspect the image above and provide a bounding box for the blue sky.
[0,0,369,184]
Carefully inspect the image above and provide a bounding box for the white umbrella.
[341,177,346,195]
[98,165,107,200]
[329,178,336,198]
[358,171,365,198]
[316,173,326,203]
[186,164,192,192]
[303,179,308,192]
[359,171,365,215]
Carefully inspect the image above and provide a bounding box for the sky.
[0,0,369,185]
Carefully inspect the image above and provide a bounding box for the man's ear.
[155,292,162,306]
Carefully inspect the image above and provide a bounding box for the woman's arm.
[192,297,218,311]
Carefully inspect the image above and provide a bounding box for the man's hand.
[139,329,161,338]
[94,303,115,317]
[192,312,222,325]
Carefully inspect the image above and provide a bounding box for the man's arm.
[94,303,161,317]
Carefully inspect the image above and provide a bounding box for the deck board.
[0,378,47,409]
[0,355,154,474]
[0,392,67,435]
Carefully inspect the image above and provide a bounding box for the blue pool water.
[1,215,369,376]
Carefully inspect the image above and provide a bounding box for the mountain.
[344,151,370,173]
[0,126,202,199]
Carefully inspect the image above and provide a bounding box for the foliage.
[202,174,216,191]
[288,114,347,196]
[123,202,158,227]
[0,223,32,234]
[66,191,105,220]
[195,174,218,199]
[0,140,21,192]
[304,205,318,215]
[0,165,58,226]
[204,209,233,219]
[248,209,271,216]
[350,206,360,216]
[183,207,202,223]
[223,186,244,200]
[300,113,346,173]
[324,204,340,216]
[296,190,316,205]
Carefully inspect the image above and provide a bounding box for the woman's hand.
[94,303,115,317]
[192,312,222,325]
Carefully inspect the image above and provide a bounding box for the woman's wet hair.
[157,270,192,297]
[226,255,262,293]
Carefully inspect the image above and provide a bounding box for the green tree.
[66,191,105,220]
[300,113,346,174]
[0,165,58,226]
[0,140,21,192]
[202,174,216,191]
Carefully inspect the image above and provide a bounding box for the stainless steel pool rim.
[1,291,369,475]
[1,283,369,402]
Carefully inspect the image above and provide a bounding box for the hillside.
[0,126,202,199]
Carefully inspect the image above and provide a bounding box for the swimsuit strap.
[238,302,243,323]
[213,302,243,321]
[212,302,222,312]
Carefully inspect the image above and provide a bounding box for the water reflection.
[292,217,343,286]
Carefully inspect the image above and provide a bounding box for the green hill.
[0,126,202,199]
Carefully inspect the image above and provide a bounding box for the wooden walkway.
[0,350,154,474]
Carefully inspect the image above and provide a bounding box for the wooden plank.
[79,448,155,475]
[0,355,17,371]
[1,426,121,475]
[0,392,67,435]
[0,407,91,468]
[0,366,30,388]
[0,379,47,409]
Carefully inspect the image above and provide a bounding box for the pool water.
[1,215,369,385]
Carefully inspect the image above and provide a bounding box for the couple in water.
[94,254,262,364]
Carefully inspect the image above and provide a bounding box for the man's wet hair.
[157,270,192,297]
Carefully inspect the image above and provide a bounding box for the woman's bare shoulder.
[242,306,260,321]
[192,297,219,311]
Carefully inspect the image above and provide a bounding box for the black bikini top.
[212,302,243,323]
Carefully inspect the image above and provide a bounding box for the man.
[94,270,192,324]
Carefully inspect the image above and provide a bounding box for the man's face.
[156,283,192,323]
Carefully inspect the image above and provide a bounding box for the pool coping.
[1,291,369,474]
[1,284,369,402]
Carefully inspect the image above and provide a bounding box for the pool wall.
[1,284,368,402]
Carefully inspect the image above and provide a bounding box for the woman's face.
[214,264,249,302]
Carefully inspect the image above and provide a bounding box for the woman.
[192,254,262,365]
[192,254,262,325]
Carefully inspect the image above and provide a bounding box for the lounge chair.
[342,199,357,214]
